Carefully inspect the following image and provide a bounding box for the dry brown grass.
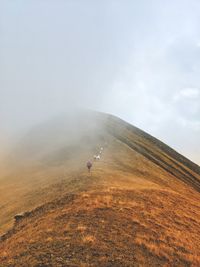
[0,113,200,266]
[1,185,200,266]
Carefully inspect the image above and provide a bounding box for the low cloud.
[0,0,200,164]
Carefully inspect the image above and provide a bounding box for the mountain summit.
[0,111,200,266]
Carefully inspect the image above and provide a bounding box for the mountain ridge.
[0,111,200,266]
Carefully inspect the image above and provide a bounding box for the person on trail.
[87,160,92,172]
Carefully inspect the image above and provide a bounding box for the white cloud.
[175,88,200,100]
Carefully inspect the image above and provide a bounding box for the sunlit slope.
[0,111,200,266]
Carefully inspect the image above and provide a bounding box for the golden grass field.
[0,112,200,266]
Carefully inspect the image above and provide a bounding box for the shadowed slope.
[0,111,200,266]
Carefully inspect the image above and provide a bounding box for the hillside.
[0,111,200,266]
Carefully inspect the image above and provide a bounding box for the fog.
[0,0,200,164]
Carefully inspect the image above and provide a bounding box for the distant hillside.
[0,111,200,266]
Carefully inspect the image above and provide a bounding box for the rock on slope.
[0,111,200,266]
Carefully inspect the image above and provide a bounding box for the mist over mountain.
[1,1,200,266]
[1,0,200,164]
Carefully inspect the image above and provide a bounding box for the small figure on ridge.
[87,160,92,172]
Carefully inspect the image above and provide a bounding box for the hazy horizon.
[0,0,200,165]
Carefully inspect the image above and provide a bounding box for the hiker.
[87,160,92,172]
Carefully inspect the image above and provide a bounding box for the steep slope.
[0,111,200,266]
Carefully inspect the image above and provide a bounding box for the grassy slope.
[0,113,200,266]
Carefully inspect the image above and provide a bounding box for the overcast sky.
[0,0,200,164]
